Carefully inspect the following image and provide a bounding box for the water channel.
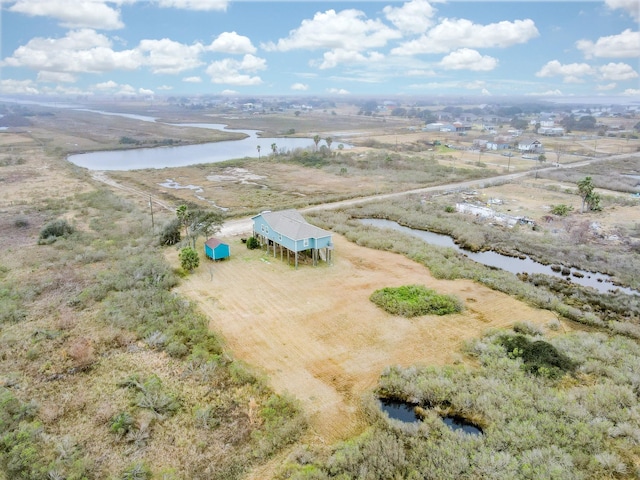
[65,109,348,171]
[360,218,638,296]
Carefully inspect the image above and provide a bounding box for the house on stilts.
[251,210,333,268]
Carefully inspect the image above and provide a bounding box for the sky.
[0,0,639,100]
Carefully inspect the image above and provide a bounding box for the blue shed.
[251,209,333,268]
[204,238,230,260]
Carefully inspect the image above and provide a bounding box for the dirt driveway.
[173,233,560,445]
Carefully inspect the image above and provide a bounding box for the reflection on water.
[360,218,638,296]
[379,399,483,436]
[66,109,348,170]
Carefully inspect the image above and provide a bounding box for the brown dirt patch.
[172,233,560,445]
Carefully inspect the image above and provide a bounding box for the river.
[360,218,638,296]
[64,109,346,170]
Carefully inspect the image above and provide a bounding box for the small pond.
[379,398,482,436]
[360,218,638,296]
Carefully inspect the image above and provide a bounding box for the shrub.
[370,284,463,317]
[110,411,135,437]
[13,216,29,228]
[158,218,181,246]
[120,462,152,480]
[179,246,199,272]
[550,204,573,216]
[246,236,260,250]
[496,333,577,378]
[38,219,74,243]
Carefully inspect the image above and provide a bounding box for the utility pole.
[149,196,155,232]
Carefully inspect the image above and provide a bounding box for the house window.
[261,225,265,233]
[278,234,282,241]
[303,238,309,247]
[265,227,269,234]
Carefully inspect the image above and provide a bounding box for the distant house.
[517,138,544,154]
[204,238,230,261]
[251,210,333,268]
[538,126,565,136]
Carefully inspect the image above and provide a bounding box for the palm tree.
[271,143,277,156]
[325,137,333,153]
[256,145,261,159]
[313,134,321,152]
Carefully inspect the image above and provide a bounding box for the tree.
[175,204,224,249]
[577,176,602,212]
[179,246,199,272]
[313,134,321,151]
[271,143,277,156]
[159,217,181,246]
[325,137,333,153]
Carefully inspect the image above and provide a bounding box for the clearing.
[171,232,562,445]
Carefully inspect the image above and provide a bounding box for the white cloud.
[2,29,141,73]
[327,88,350,95]
[291,83,309,91]
[138,88,154,95]
[596,83,617,91]
[598,62,638,81]
[526,89,564,96]
[183,76,202,83]
[137,38,204,74]
[155,0,228,11]
[439,48,498,71]
[393,18,539,55]
[535,60,594,83]
[157,85,173,90]
[37,71,77,83]
[622,88,640,96]
[605,0,639,20]
[95,80,119,90]
[383,0,437,34]
[576,29,640,58]
[262,9,401,52]
[205,54,266,86]
[317,49,384,69]
[116,84,136,95]
[9,0,124,30]
[481,88,491,96]
[208,32,256,55]
[220,89,238,95]
[0,79,40,95]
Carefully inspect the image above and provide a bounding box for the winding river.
[360,218,638,296]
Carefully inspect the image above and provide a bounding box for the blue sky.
[1,0,638,99]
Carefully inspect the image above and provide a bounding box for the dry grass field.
[169,233,561,446]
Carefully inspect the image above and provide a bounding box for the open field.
[169,234,561,445]
[2,99,640,478]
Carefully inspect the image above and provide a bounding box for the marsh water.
[360,218,637,296]
[379,398,482,436]
[66,109,347,170]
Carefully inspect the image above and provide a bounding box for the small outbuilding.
[204,238,230,261]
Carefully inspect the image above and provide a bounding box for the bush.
[370,284,463,317]
[38,219,74,243]
[179,246,199,272]
[158,218,181,246]
[246,236,260,250]
[496,333,577,378]
[550,204,573,216]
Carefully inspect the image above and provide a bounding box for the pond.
[66,109,349,171]
[379,398,483,436]
[359,218,638,296]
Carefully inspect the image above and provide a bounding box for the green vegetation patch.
[496,333,577,379]
[370,284,463,317]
